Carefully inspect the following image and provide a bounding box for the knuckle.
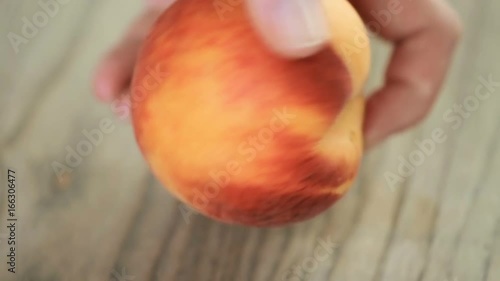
[409,82,437,121]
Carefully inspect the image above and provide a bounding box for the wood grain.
[0,0,499,280]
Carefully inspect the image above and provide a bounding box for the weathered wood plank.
[1,0,499,280]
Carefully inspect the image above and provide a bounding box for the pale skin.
[93,0,462,148]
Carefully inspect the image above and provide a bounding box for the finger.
[349,0,462,148]
[93,9,164,102]
[111,90,132,120]
[94,38,141,102]
[247,0,330,58]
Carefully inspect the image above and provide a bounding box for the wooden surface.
[1,0,499,280]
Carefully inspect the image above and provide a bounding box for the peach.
[131,0,370,226]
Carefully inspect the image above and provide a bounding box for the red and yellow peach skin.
[131,0,371,226]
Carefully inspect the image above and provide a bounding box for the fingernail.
[248,0,330,58]
[94,79,115,102]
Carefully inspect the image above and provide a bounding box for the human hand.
[247,0,462,148]
[94,0,462,148]
[93,0,174,103]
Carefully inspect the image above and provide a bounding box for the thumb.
[247,0,330,58]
